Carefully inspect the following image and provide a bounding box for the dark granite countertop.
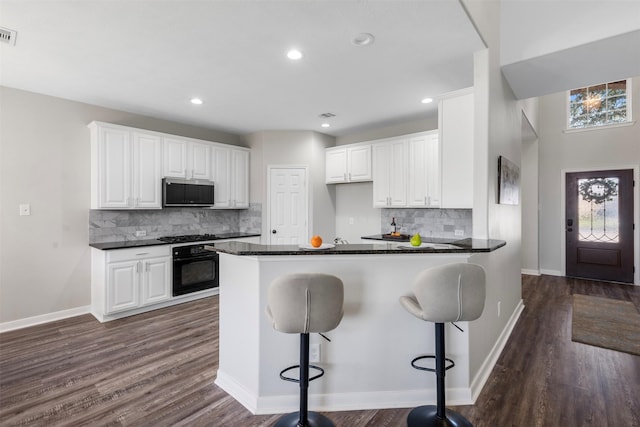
[208,238,505,256]
[89,232,261,250]
[361,234,460,243]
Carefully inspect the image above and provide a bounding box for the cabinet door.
[141,257,171,305]
[347,145,372,182]
[388,139,407,206]
[97,127,132,208]
[132,132,162,209]
[372,144,391,207]
[190,141,212,180]
[408,136,428,207]
[213,146,232,208]
[425,133,440,207]
[408,132,440,208]
[325,148,347,183]
[232,149,250,208]
[163,137,187,178]
[106,260,140,313]
[440,92,473,208]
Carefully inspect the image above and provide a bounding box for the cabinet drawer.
[107,245,170,263]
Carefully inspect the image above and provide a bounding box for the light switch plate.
[454,229,464,236]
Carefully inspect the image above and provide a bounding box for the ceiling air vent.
[318,113,336,119]
[0,27,17,46]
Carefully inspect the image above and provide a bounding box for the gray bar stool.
[399,263,486,427]
[266,273,344,427]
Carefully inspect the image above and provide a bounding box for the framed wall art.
[498,155,520,205]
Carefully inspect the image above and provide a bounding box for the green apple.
[410,233,422,246]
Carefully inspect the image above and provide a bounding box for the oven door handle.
[173,254,217,263]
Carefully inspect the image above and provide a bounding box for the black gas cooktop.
[158,234,217,244]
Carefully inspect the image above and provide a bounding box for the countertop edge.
[89,233,261,250]
[209,239,506,256]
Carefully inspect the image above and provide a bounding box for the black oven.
[172,244,218,296]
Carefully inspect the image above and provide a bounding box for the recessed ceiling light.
[287,49,303,60]
[190,98,203,105]
[421,98,433,104]
[321,123,331,128]
[352,33,375,46]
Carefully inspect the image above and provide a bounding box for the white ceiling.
[0,0,485,137]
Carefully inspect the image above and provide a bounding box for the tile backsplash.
[89,203,262,243]
[380,208,472,239]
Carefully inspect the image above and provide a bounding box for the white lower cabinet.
[93,245,171,319]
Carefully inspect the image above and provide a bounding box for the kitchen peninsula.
[211,239,505,415]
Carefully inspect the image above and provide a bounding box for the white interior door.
[269,167,308,244]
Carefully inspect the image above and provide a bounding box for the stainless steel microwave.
[162,178,215,207]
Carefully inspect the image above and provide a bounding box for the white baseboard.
[469,299,525,402]
[0,305,91,333]
[217,370,473,415]
[521,269,540,276]
[539,269,563,276]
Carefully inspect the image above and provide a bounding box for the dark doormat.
[572,294,640,356]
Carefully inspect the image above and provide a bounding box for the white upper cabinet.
[325,144,372,184]
[372,138,407,207]
[163,137,212,180]
[371,131,441,209]
[439,89,474,209]
[407,131,440,208]
[213,145,250,209]
[90,122,162,209]
[132,131,163,208]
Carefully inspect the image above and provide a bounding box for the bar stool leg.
[407,323,473,427]
[275,333,335,427]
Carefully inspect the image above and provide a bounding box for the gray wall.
[537,76,640,275]
[0,86,242,323]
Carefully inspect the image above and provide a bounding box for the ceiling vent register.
[0,27,17,46]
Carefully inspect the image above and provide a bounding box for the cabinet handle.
[424,196,427,205]
[146,262,150,272]
[348,172,352,181]
[136,252,149,256]
[344,173,347,181]
[136,261,141,273]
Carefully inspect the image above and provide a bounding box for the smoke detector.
[0,27,17,46]
[318,113,336,119]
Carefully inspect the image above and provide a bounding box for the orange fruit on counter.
[310,235,323,248]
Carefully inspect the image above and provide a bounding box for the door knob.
[272,229,277,234]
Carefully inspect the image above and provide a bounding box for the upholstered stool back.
[267,273,344,334]
[400,263,486,323]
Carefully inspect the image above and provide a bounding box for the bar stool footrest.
[279,364,325,383]
[410,355,455,372]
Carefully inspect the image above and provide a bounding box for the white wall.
[537,76,640,276]
[462,0,530,386]
[243,130,336,243]
[521,123,539,274]
[335,182,380,243]
[0,86,242,324]
[500,1,640,66]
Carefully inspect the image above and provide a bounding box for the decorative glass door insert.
[577,177,619,242]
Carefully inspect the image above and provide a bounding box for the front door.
[269,167,308,244]
[565,169,634,283]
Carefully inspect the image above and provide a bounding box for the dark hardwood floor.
[1,275,639,426]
